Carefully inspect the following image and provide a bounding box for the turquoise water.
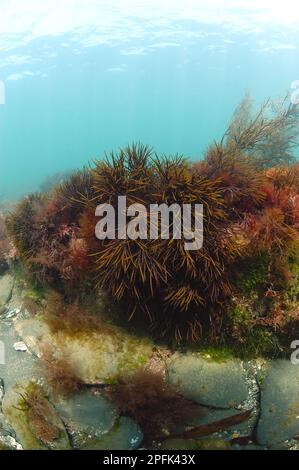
[1,0,299,200]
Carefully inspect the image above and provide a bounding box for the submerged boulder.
[160,438,231,450]
[15,316,153,384]
[54,390,118,448]
[257,360,299,446]
[2,381,71,450]
[166,354,248,408]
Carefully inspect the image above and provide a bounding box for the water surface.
[1,0,299,199]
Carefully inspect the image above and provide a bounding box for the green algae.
[160,438,231,450]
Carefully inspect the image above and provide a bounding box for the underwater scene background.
[1,0,299,200]
[1,0,299,453]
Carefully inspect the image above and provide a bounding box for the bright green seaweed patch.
[2,381,71,450]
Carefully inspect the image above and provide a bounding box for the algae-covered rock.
[15,316,153,384]
[2,381,71,450]
[81,417,143,450]
[160,438,231,450]
[0,274,14,315]
[167,354,248,408]
[257,360,299,446]
[55,390,118,448]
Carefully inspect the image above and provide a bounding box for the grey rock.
[82,417,143,450]
[0,377,4,406]
[13,341,28,352]
[257,360,299,446]
[167,354,248,408]
[268,441,296,450]
[55,391,142,449]
[55,390,118,447]
[194,407,256,438]
[0,413,16,440]
[0,274,14,315]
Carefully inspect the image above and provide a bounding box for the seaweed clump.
[107,369,202,443]
[89,144,237,341]
[16,383,61,446]
[39,343,83,399]
[196,95,299,351]
[5,94,299,351]
[6,172,93,293]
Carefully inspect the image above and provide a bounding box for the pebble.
[13,341,28,352]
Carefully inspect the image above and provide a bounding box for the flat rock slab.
[257,360,299,446]
[167,354,248,408]
[0,274,14,315]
